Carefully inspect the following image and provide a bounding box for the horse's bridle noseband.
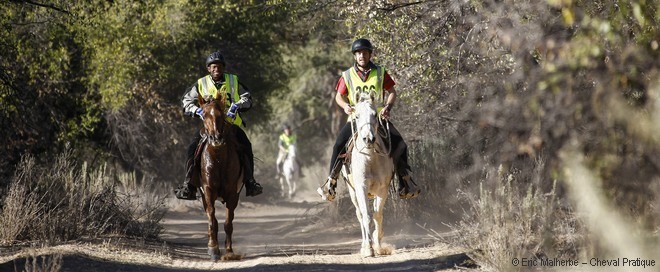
[202,100,230,147]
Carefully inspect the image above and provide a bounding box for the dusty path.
[0,188,475,271]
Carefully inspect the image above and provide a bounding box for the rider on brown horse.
[175,51,263,200]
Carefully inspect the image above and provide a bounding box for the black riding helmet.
[351,38,373,53]
[206,51,225,67]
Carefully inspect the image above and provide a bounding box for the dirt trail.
[0,187,475,271]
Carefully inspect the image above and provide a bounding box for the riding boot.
[396,167,420,199]
[317,160,342,201]
[174,158,197,200]
[241,152,263,197]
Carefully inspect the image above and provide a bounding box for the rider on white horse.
[276,124,303,178]
[318,38,420,201]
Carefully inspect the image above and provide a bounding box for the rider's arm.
[278,138,287,152]
[381,72,397,117]
[235,82,253,112]
[181,85,200,117]
[383,86,396,110]
[335,92,353,115]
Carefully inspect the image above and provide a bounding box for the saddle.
[189,131,244,186]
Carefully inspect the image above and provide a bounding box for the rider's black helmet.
[206,51,225,67]
[283,124,291,130]
[351,38,373,53]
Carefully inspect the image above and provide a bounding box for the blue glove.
[226,103,238,119]
[195,108,203,119]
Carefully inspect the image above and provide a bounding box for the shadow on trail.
[1,252,476,272]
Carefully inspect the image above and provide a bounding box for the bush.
[0,150,165,246]
[450,162,584,271]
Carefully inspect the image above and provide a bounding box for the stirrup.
[245,179,263,197]
[398,175,420,199]
[317,177,337,202]
[174,184,197,200]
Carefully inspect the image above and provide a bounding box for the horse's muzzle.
[209,135,225,147]
[365,136,375,147]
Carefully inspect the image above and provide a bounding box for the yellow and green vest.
[196,73,243,126]
[279,133,297,150]
[341,65,386,116]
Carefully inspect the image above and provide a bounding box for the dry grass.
[446,159,585,271]
[0,149,166,246]
[439,151,660,271]
[22,253,62,272]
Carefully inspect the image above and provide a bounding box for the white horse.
[279,144,299,199]
[342,94,395,257]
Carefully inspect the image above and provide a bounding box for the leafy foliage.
[1,0,658,260]
[0,0,293,186]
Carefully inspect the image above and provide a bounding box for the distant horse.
[341,93,395,257]
[196,92,244,261]
[279,144,299,199]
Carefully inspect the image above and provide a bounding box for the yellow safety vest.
[341,65,385,117]
[196,73,243,126]
[279,133,297,150]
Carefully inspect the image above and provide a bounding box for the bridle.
[351,100,390,157]
[201,98,230,147]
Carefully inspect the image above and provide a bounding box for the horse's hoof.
[360,247,375,257]
[221,252,243,261]
[376,244,394,255]
[209,254,220,261]
[208,247,221,261]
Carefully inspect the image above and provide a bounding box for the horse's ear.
[215,87,222,101]
[216,85,228,107]
[358,91,372,103]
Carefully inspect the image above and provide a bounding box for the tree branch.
[377,0,430,12]
[10,0,70,14]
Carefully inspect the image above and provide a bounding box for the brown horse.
[196,91,244,261]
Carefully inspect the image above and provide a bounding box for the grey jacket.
[181,75,253,118]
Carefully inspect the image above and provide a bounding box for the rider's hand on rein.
[379,104,391,119]
[344,105,354,115]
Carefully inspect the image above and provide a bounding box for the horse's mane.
[198,93,236,146]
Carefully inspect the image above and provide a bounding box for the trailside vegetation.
[1,1,657,268]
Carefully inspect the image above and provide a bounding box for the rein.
[351,106,391,157]
[201,99,232,146]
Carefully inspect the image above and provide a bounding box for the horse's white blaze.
[280,144,298,199]
[343,98,395,257]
